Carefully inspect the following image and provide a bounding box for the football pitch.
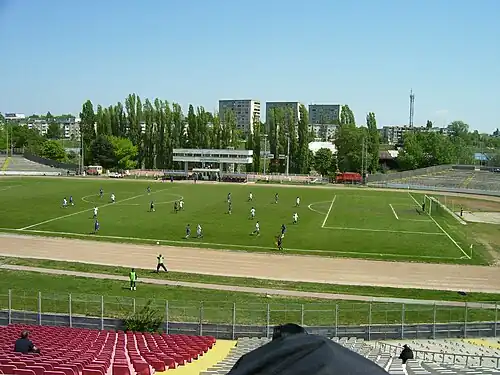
[0,178,473,263]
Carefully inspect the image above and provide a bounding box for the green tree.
[426,120,433,129]
[251,117,261,172]
[335,124,365,172]
[91,135,115,169]
[366,112,379,173]
[340,105,355,126]
[314,148,335,175]
[109,136,138,170]
[46,123,62,139]
[40,140,66,161]
[296,105,310,174]
[187,104,197,148]
[79,100,97,164]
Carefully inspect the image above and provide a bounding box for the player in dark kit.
[280,224,286,238]
[149,201,155,212]
[275,193,279,204]
[421,202,426,213]
[174,201,178,213]
[277,235,283,251]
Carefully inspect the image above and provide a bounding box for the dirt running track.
[0,234,499,294]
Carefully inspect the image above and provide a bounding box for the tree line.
[2,100,499,175]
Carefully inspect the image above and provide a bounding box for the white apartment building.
[380,125,449,144]
[27,119,49,135]
[308,104,341,141]
[57,117,81,139]
[265,102,301,127]
[218,99,261,134]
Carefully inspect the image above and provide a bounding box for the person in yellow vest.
[129,268,137,290]
[156,254,168,273]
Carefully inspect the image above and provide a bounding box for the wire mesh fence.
[0,290,498,328]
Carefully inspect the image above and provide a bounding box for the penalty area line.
[0,228,459,260]
[408,193,470,259]
[389,204,399,220]
[323,226,444,236]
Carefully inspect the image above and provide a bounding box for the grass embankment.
[1,257,498,326]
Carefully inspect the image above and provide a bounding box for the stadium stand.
[5,156,66,174]
[0,324,216,374]
[2,324,500,374]
[392,169,500,192]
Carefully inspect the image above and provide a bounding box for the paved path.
[1,264,496,309]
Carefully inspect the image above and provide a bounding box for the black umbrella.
[228,328,389,375]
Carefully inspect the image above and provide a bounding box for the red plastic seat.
[13,369,36,375]
[0,365,16,374]
[26,366,45,375]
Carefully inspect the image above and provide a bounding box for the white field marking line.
[0,228,459,260]
[405,219,432,222]
[408,193,470,259]
[19,187,172,230]
[0,185,21,192]
[321,195,337,228]
[389,204,399,220]
[307,201,330,215]
[322,226,445,236]
[81,192,184,207]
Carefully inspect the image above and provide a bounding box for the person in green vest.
[129,268,137,291]
[156,254,168,273]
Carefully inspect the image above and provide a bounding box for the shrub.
[123,301,163,333]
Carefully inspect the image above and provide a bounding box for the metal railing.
[1,290,499,339]
[376,341,500,368]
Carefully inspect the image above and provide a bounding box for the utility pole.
[5,123,9,157]
[80,131,84,175]
[263,134,268,175]
[286,134,290,176]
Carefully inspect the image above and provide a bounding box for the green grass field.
[0,177,479,263]
[0,269,496,325]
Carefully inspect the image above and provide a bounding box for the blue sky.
[1,0,499,132]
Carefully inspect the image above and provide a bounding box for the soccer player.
[147,186,151,194]
[250,207,256,219]
[129,268,137,291]
[227,201,232,215]
[252,221,260,236]
[295,196,300,207]
[62,197,68,208]
[156,254,167,272]
[281,224,286,238]
[69,196,74,206]
[150,201,155,212]
[174,201,178,213]
[248,192,253,202]
[111,193,116,203]
[275,193,279,204]
[460,207,464,217]
[277,235,284,251]
[185,224,191,239]
[227,192,232,203]
[93,206,99,219]
[99,188,103,198]
[196,224,203,238]
[179,199,184,210]
[292,212,298,224]
[421,201,426,213]
[93,219,100,234]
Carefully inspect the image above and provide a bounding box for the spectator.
[14,331,40,354]
[399,344,414,364]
